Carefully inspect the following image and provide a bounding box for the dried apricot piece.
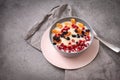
[77,22,84,28]
[52,29,60,34]
[77,28,82,34]
[56,23,63,29]
[70,18,76,24]
[64,22,71,27]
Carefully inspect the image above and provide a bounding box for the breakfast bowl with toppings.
[49,17,94,57]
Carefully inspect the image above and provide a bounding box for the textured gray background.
[0,0,120,80]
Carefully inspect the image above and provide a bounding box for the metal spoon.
[92,29,120,53]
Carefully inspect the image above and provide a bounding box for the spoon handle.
[95,35,120,53]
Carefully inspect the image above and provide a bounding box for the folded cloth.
[25,4,120,80]
[25,4,75,51]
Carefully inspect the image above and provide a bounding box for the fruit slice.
[77,22,84,28]
[71,18,76,24]
[52,29,60,34]
[64,22,71,27]
[77,28,82,34]
[56,23,63,29]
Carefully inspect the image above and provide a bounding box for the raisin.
[76,42,78,44]
[53,35,60,42]
[81,35,84,37]
[63,31,68,35]
[53,43,56,45]
[86,29,90,32]
[66,37,70,40]
[61,34,64,37]
[53,36,58,40]
[74,29,78,33]
[56,38,60,42]
[77,34,80,38]
[72,35,76,37]
[82,31,85,35]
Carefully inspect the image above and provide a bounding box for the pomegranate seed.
[63,45,67,49]
[61,29,67,32]
[68,42,71,45]
[72,45,77,51]
[81,46,84,50]
[71,49,75,52]
[86,43,89,46]
[78,40,85,46]
[57,46,62,50]
[63,48,66,52]
[72,24,75,28]
[75,26,78,29]
[78,46,80,50]
[61,43,64,46]
[69,50,71,53]
[72,39,75,42]
[82,27,85,30]
[84,44,87,47]
[64,26,70,30]
[65,26,68,28]
[79,40,82,43]
[85,36,91,41]
[68,46,72,50]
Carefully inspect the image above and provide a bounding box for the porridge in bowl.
[50,17,93,56]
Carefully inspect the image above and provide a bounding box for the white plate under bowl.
[41,28,99,69]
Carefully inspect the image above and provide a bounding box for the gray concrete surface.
[0,0,120,80]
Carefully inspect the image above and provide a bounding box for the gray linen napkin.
[25,4,120,80]
[25,4,73,51]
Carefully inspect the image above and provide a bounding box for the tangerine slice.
[77,28,82,34]
[52,29,60,34]
[70,18,76,24]
[56,23,63,29]
[77,22,84,28]
[64,22,71,27]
